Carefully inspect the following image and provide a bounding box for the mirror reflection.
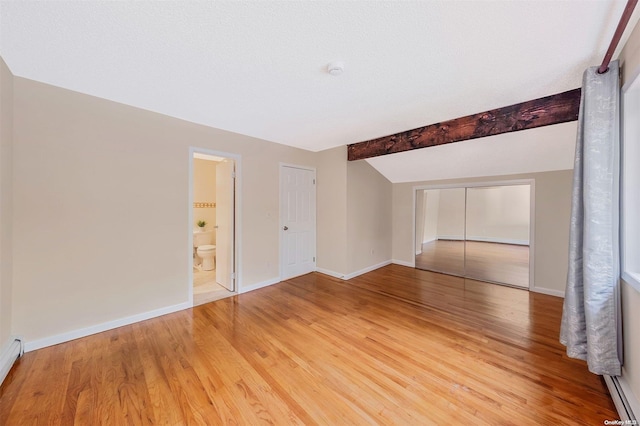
[415,184,531,288]
[415,188,466,276]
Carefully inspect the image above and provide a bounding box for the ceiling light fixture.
[327,61,344,76]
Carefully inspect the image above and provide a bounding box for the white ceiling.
[1,1,638,182]
[367,121,578,182]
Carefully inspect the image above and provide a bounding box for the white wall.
[6,76,394,347]
[619,15,640,412]
[422,190,439,244]
[393,170,573,295]
[11,77,317,344]
[346,160,392,276]
[414,190,425,254]
[436,188,465,240]
[315,149,392,278]
[193,158,217,238]
[0,57,14,350]
[420,185,530,245]
[465,185,530,244]
[316,146,347,276]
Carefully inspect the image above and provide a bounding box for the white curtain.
[560,60,621,376]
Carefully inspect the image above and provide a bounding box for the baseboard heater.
[605,375,638,422]
[0,338,23,387]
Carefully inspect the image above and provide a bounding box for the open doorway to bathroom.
[190,150,238,306]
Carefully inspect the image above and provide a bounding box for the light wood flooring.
[0,265,616,424]
[416,240,530,287]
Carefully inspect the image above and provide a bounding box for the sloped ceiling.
[1,1,638,182]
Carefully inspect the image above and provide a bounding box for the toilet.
[196,245,216,271]
[193,230,216,271]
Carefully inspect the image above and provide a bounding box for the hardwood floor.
[0,265,616,425]
[415,239,466,276]
[416,240,530,287]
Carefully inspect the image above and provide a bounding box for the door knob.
[283,226,289,231]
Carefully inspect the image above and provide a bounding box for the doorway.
[189,149,240,306]
[414,180,534,289]
[280,164,316,280]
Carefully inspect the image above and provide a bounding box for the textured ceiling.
[1,1,638,182]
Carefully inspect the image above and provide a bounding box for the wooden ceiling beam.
[347,88,581,161]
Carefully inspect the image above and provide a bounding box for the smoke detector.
[327,61,344,76]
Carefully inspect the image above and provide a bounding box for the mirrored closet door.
[415,183,531,288]
[415,188,466,276]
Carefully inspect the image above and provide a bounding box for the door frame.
[188,147,242,306]
[279,163,317,281]
[412,178,535,292]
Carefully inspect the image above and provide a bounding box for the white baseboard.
[392,259,415,268]
[239,277,280,294]
[530,286,565,298]
[437,236,464,241]
[24,301,191,353]
[466,236,530,246]
[605,375,639,421]
[415,250,422,255]
[0,337,23,386]
[315,268,344,279]
[396,260,563,298]
[343,260,392,280]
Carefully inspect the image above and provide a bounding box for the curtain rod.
[598,0,638,74]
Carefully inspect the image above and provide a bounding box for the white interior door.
[280,165,316,280]
[216,159,235,291]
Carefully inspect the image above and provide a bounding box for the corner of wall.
[316,146,348,275]
[345,160,393,275]
[0,55,15,352]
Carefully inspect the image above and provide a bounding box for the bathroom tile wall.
[193,158,217,239]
